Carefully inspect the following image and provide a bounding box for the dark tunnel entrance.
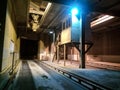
[20,38,38,60]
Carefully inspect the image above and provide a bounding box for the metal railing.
[41,62,112,90]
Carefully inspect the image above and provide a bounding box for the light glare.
[71,8,78,15]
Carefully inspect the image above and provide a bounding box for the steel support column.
[57,45,59,63]
[64,44,66,66]
[79,12,86,68]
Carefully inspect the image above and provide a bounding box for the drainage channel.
[39,61,112,90]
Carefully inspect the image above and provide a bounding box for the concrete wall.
[38,40,47,60]
[87,29,120,63]
[0,0,8,72]
[86,55,120,63]
[67,47,80,61]
[1,0,20,71]
[38,34,52,60]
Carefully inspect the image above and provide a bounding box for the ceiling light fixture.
[49,31,53,34]
[91,15,114,27]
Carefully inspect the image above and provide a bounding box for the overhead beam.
[44,0,120,17]
[43,0,77,5]
[39,2,52,29]
[90,1,120,17]
[29,2,44,15]
[43,0,88,6]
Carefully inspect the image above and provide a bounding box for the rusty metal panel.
[61,27,71,44]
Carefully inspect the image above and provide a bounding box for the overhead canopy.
[12,0,120,39]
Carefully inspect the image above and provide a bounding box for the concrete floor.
[44,60,120,90]
[4,60,120,90]
[10,60,88,90]
[11,61,36,90]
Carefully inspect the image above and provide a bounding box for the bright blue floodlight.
[71,8,78,15]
